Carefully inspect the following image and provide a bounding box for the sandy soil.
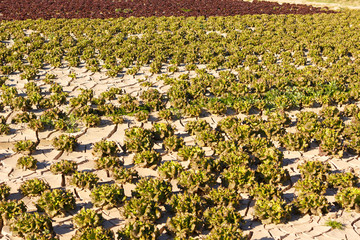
[0,61,360,240]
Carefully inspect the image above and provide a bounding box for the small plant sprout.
[325,220,344,230]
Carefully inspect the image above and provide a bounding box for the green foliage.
[294,193,329,216]
[123,197,161,222]
[125,127,154,152]
[36,189,76,217]
[295,178,328,195]
[151,122,174,140]
[73,208,103,230]
[254,198,292,224]
[206,187,242,208]
[166,212,203,238]
[251,183,283,201]
[163,135,185,152]
[0,123,10,135]
[0,183,10,201]
[281,132,310,151]
[205,223,248,240]
[325,220,344,230]
[71,226,115,240]
[256,161,290,185]
[50,160,77,175]
[195,129,224,147]
[52,134,78,152]
[204,206,244,230]
[298,160,331,181]
[92,140,120,157]
[167,192,205,216]
[132,178,172,204]
[328,172,358,188]
[0,200,27,224]
[10,212,54,238]
[178,169,216,194]
[96,156,123,170]
[135,110,149,122]
[177,145,205,161]
[91,184,126,209]
[19,178,50,197]
[133,150,161,168]
[118,220,159,240]
[13,140,36,154]
[296,111,319,137]
[185,119,212,135]
[335,187,360,211]
[112,167,139,184]
[83,113,101,127]
[16,155,37,170]
[158,161,185,180]
[221,165,256,193]
[71,171,99,189]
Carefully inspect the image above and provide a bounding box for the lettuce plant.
[167,192,205,216]
[295,178,328,195]
[293,193,329,216]
[166,212,203,239]
[118,220,159,240]
[91,184,126,209]
[125,127,154,153]
[205,223,248,240]
[92,140,120,157]
[95,156,123,170]
[221,165,256,193]
[254,198,292,224]
[19,179,50,197]
[335,187,360,211]
[135,111,149,122]
[52,134,78,152]
[205,187,242,208]
[123,197,161,222]
[36,189,76,217]
[256,161,290,185]
[0,200,27,225]
[71,226,115,240]
[10,212,54,239]
[281,132,310,151]
[16,155,37,170]
[178,170,216,195]
[158,161,184,180]
[132,178,172,204]
[151,122,174,140]
[112,167,139,184]
[297,160,331,181]
[163,135,185,152]
[185,119,212,135]
[50,160,77,186]
[328,172,358,189]
[83,113,101,128]
[204,206,244,230]
[177,145,205,161]
[13,140,36,154]
[133,150,161,169]
[0,123,10,135]
[73,208,103,230]
[0,183,10,201]
[71,171,99,189]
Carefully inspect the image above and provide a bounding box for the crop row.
[0,11,360,239]
[0,0,333,20]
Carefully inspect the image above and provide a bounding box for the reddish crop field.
[0,0,333,20]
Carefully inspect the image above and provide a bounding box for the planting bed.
[0,6,360,240]
[0,0,334,20]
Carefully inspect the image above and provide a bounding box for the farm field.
[1,1,360,240]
